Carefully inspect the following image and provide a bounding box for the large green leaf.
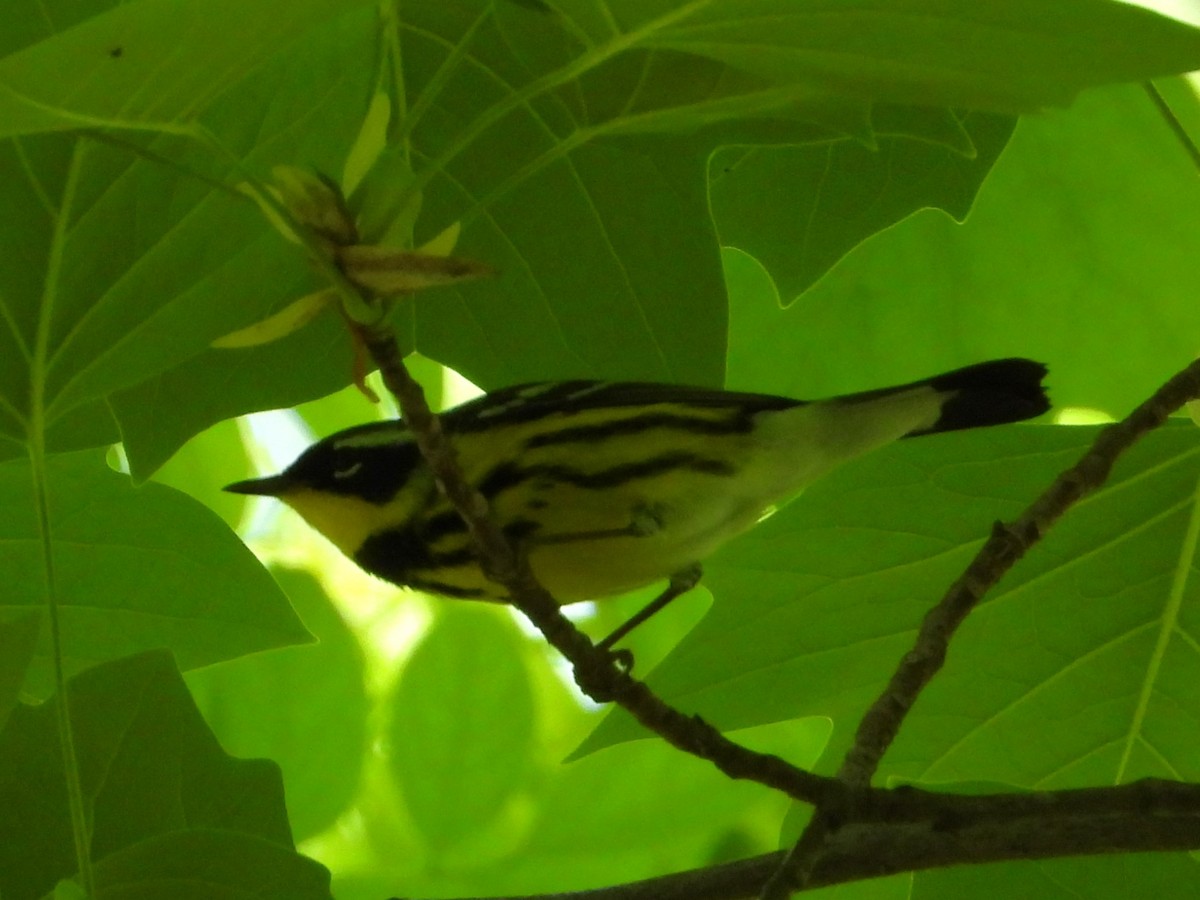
[887,425,1200,788]
[0,2,376,468]
[0,651,310,900]
[0,612,40,727]
[562,0,1200,111]
[711,109,1016,301]
[721,82,1200,418]
[0,451,308,696]
[397,4,736,389]
[188,569,368,842]
[0,0,368,136]
[91,830,333,900]
[393,4,1012,391]
[386,605,536,854]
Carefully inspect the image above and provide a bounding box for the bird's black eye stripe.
[290,431,423,504]
[421,510,467,542]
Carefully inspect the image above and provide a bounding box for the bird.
[225,358,1049,644]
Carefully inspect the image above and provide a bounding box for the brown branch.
[352,319,839,807]
[760,357,1200,897]
[393,779,1200,900]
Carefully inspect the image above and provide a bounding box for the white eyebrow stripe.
[332,425,414,450]
[475,382,613,421]
[476,402,516,419]
[564,383,609,402]
[476,390,546,419]
[517,383,558,399]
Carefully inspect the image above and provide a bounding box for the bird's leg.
[518,502,695,652]
[597,563,703,651]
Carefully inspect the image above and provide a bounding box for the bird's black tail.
[909,358,1050,435]
[829,358,1050,437]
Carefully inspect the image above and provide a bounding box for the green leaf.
[711,109,1016,301]
[887,424,1200,788]
[723,82,1200,418]
[410,719,825,897]
[396,5,838,389]
[0,451,308,697]
[0,611,40,727]
[0,651,299,900]
[91,830,332,900]
[188,569,368,841]
[52,879,89,900]
[149,418,252,529]
[0,4,377,468]
[594,0,1200,111]
[411,135,730,388]
[385,605,535,855]
[342,91,391,197]
[0,0,369,136]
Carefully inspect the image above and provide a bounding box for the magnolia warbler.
[226,358,1048,641]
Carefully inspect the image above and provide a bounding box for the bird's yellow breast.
[281,487,409,559]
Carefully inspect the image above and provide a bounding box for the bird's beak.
[224,474,292,497]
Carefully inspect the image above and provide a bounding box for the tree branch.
[395,779,1200,900]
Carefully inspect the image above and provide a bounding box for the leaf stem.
[1144,80,1200,174]
[390,2,494,152]
[30,141,95,897]
[380,0,408,127]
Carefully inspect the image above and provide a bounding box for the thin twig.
[352,318,839,808]
[1144,81,1200,174]
[760,357,1200,897]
